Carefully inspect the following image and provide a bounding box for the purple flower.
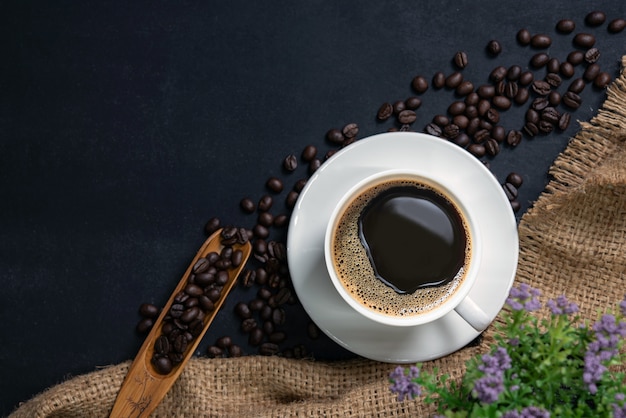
[619,296,626,316]
[507,283,542,312]
[472,346,512,403]
[583,314,626,393]
[613,393,626,418]
[389,366,421,401]
[478,346,512,375]
[502,406,551,418]
[546,295,579,315]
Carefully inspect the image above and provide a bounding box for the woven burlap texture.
[10,57,626,417]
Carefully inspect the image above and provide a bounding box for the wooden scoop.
[109,228,251,417]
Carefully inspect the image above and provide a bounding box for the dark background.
[1,1,625,415]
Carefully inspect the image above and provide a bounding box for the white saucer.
[287,132,518,363]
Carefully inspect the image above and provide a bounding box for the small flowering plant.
[389,284,626,417]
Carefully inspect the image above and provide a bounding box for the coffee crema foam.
[331,178,472,318]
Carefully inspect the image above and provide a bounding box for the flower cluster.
[389,284,626,417]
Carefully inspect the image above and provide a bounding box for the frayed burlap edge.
[9,57,626,418]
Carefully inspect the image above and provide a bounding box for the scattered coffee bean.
[398,110,417,124]
[584,47,600,64]
[259,342,280,356]
[454,51,468,69]
[326,128,344,145]
[585,11,606,27]
[558,112,571,130]
[376,102,393,121]
[562,91,582,109]
[532,80,551,96]
[204,217,220,236]
[432,71,446,89]
[507,65,522,81]
[594,72,612,88]
[487,40,502,56]
[568,78,586,93]
[548,91,561,106]
[608,18,626,33]
[136,317,154,334]
[265,177,283,193]
[152,356,173,374]
[573,32,596,48]
[530,52,550,68]
[456,80,474,96]
[530,34,552,49]
[490,66,507,83]
[556,19,576,33]
[139,303,159,319]
[546,58,560,74]
[411,76,429,93]
[445,72,463,89]
[519,71,534,86]
[567,50,585,65]
[583,63,601,82]
[506,172,524,188]
[545,73,562,88]
[240,198,256,213]
[517,28,531,45]
[560,61,575,78]
[342,123,359,139]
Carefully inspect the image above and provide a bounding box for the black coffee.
[331,178,471,318]
[359,186,467,294]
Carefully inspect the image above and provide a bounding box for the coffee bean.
[465,92,479,106]
[199,295,214,311]
[584,47,600,64]
[455,80,474,96]
[549,91,561,106]
[486,40,502,56]
[485,139,500,156]
[432,71,446,89]
[234,302,252,319]
[326,128,344,144]
[560,61,575,78]
[241,318,257,333]
[342,123,359,139]
[154,335,170,355]
[204,217,220,236]
[517,28,531,45]
[266,177,283,193]
[530,34,552,49]
[562,91,582,109]
[173,334,188,353]
[608,18,626,33]
[453,51,468,69]
[259,342,280,356]
[594,72,612,88]
[269,332,287,344]
[443,124,460,139]
[531,80,551,96]
[240,197,256,213]
[492,96,511,110]
[273,214,288,228]
[248,328,264,346]
[503,183,518,201]
[424,123,442,137]
[506,172,524,188]
[445,72,463,89]
[567,50,585,65]
[398,110,417,124]
[170,303,184,318]
[477,84,495,99]
[556,19,576,33]
[272,307,286,325]
[519,71,534,86]
[558,112,571,130]
[573,33,596,48]
[376,102,393,121]
[514,88,529,105]
[228,345,243,357]
[258,195,273,212]
[274,288,292,306]
[452,115,469,129]
[526,108,540,123]
[545,73,562,88]
[530,52,550,68]
[504,82,518,99]
[511,200,521,213]
[583,63,601,82]
[507,65,522,81]
[405,97,422,110]
[489,66,507,83]
[523,122,539,137]
[205,287,222,302]
[184,283,204,298]
[532,97,549,111]
[216,336,233,349]
[568,78,586,93]
[206,345,223,358]
[307,322,320,340]
[139,303,159,319]
[491,126,505,143]
[153,356,173,374]
[411,76,429,93]
[541,107,560,124]
[448,101,466,116]
[453,132,470,147]
[301,145,317,162]
[506,130,522,147]
[136,317,154,334]
[546,58,560,74]
[467,143,486,158]
[585,11,606,27]
[392,100,406,115]
[465,105,478,119]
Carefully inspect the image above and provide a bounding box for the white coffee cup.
[324,169,491,331]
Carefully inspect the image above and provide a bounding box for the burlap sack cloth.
[11,57,626,417]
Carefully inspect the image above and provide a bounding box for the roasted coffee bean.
[257,212,273,228]
[560,61,575,78]
[198,295,215,311]
[608,18,626,33]
[465,92,480,106]
[170,303,185,318]
[567,50,585,65]
[269,332,287,344]
[514,88,530,105]
[248,328,264,346]
[532,97,549,111]
[204,217,220,236]
[241,318,257,333]
[517,28,531,45]
[249,298,264,311]
[504,82,518,99]
[467,143,486,158]
[466,118,480,135]
[584,47,600,64]
[273,214,288,228]
[445,72,463,89]
[492,96,511,110]
[556,19,576,33]
[307,322,320,340]
[479,119,493,131]
[530,34,551,49]
[234,302,252,319]
[398,110,417,124]
[477,84,495,99]
[180,306,200,323]
[326,128,344,144]
[262,320,274,335]
[511,200,521,213]
[573,33,596,48]
[477,100,491,116]
[432,71,446,89]
[443,124,460,139]
[485,139,500,156]
[153,356,173,374]
[452,115,469,129]
[274,288,292,306]
[526,108,540,123]
[376,102,393,121]
[258,195,273,212]
[404,96,421,110]
[523,122,539,137]
[486,108,501,124]
[216,336,233,349]
[155,335,170,355]
[455,81,474,96]
[139,303,159,319]
[583,63,601,82]
[530,52,550,68]
[213,270,228,286]
[424,123,442,137]
[411,75,429,93]
[301,145,317,162]
[507,65,522,81]
[541,107,560,124]
[506,172,524,188]
[503,183,518,201]
[173,334,188,353]
[448,101,466,116]
[240,197,256,213]
[259,342,280,356]
[136,317,154,334]
[489,66,507,83]
[563,91,582,109]
[206,345,223,358]
[569,78,586,93]
[392,100,406,115]
[266,177,283,193]
[453,51,468,69]
[594,72,612,88]
[545,73,562,88]
[342,123,359,138]
[531,80,551,96]
[519,71,534,86]
[473,129,490,144]
[205,287,222,302]
[487,40,502,56]
[272,307,286,325]
[453,132,470,147]
[228,345,243,357]
[184,284,203,297]
[308,157,321,172]
[585,11,606,26]
[558,112,571,130]
[192,258,210,274]
[549,91,561,106]
[465,105,478,119]
[286,190,299,208]
[491,126,506,143]
[253,224,270,239]
[506,130,523,147]
[546,58,560,74]
[220,245,232,260]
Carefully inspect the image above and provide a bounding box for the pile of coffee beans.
[136,10,625,359]
[138,228,249,374]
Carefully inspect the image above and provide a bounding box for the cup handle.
[454,296,491,331]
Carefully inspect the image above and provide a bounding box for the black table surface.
[2,0,625,415]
